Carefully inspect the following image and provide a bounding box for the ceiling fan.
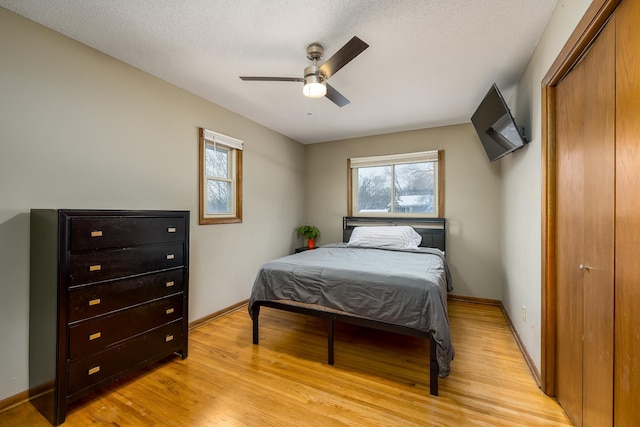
[240,36,369,107]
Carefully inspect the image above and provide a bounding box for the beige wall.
[501,0,592,373]
[305,124,503,300]
[0,8,305,401]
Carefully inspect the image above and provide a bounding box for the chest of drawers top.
[56,210,189,287]
[61,210,188,251]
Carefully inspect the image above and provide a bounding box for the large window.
[348,150,444,217]
[199,128,243,224]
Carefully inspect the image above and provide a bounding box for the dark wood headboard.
[342,216,446,252]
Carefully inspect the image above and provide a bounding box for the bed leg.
[252,306,260,345]
[327,319,335,365]
[429,336,439,396]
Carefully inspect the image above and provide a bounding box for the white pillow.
[347,226,422,250]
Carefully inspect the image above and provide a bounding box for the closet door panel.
[615,0,640,424]
[582,16,615,426]
[555,60,586,426]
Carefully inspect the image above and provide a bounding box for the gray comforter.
[248,243,454,377]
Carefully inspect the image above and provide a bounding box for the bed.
[248,216,453,396]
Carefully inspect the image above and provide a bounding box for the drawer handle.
[89,298,101,306]
[167,227,177,233]
[88,366,101,375]
[165,334,174,342]
[89,332,101,341]
[166,254,175,260]
[166,308,175,315]
[90,230,103,237]
[166,281,175,287]
[89,264,101,272]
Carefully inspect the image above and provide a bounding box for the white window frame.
[348,150,444,218]
[199,128,243,224]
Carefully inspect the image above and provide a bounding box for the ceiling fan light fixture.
[303,65,326,98]
[303,80,326,98]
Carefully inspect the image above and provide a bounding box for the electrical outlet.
[522,305,527,322]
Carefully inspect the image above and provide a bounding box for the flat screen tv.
[471,83,528,162]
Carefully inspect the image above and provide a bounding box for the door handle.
[579,264,592,271]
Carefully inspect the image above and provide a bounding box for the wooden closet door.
[582,16,615,426]
[555,57,586,426]
[615,0,640,424]
[555,14,615,426]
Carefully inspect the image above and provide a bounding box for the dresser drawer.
[69,294,183,359]
[67,320,183,397]
[69,216,186,251]
[69,269,184,322]
[69,243,184,286]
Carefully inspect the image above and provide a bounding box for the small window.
[199,128,243,224]
[348,150,444,217]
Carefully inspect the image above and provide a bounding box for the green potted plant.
[297,225,320,249]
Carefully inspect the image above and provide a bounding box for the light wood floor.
[0,300,571,426]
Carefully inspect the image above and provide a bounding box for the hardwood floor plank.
[0,300,570,426]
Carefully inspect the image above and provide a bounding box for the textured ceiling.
[0,0,558,144]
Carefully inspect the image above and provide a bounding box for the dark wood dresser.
[29,209,189,426]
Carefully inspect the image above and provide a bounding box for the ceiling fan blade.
[239,76,303,82]
[319,36,369,79]
[325,83,350,107]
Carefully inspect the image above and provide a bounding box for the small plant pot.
[307,239,316,249]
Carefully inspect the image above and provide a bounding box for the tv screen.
[471,83,528,162]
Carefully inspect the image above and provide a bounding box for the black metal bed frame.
[251,216,447,396]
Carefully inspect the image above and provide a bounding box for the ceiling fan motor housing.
[304,65,325,82]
